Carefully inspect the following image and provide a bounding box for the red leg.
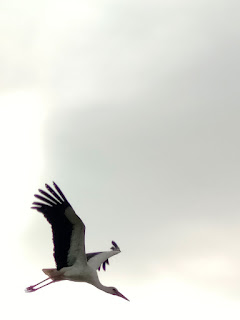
[25,278,55,293]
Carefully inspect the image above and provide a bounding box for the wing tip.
[45,183,50,189]
[111,241,121,251]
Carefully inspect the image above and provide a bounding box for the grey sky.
[1,1,240,319]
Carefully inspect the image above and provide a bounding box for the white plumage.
[25,182,129,301]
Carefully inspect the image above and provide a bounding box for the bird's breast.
[62,265,96,283]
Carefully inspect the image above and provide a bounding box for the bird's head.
[108,287,129,301]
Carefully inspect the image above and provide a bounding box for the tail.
[42,268,58,278]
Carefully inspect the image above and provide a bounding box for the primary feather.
[32,182,85,270]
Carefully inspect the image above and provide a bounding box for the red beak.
[117,291,130,301]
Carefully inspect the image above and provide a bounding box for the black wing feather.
[38,189,61,204]
[45,183,64,203]
[34,194,57,206]
[31,182,73,270]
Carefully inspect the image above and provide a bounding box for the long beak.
[117,291,130,301]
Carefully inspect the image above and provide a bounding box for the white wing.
[87,241,121,271]
[64,206,87,267]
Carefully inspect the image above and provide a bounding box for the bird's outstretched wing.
[87,241,121,271]
[31,182,86,270]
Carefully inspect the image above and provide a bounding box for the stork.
[25,182,129,301]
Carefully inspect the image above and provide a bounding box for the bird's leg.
[25,278,55,293]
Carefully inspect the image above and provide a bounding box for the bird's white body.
[43,265,98,285]
[25,182,129,301]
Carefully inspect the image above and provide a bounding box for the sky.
[1,0,240,319]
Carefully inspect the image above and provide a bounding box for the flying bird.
[25,182,129,301]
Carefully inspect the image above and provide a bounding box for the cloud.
[1,0,239,109]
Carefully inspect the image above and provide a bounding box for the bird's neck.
[92,279,111,294]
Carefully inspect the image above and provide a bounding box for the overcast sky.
[1,0,240,319]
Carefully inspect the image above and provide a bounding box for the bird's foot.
[25,286,37,293]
